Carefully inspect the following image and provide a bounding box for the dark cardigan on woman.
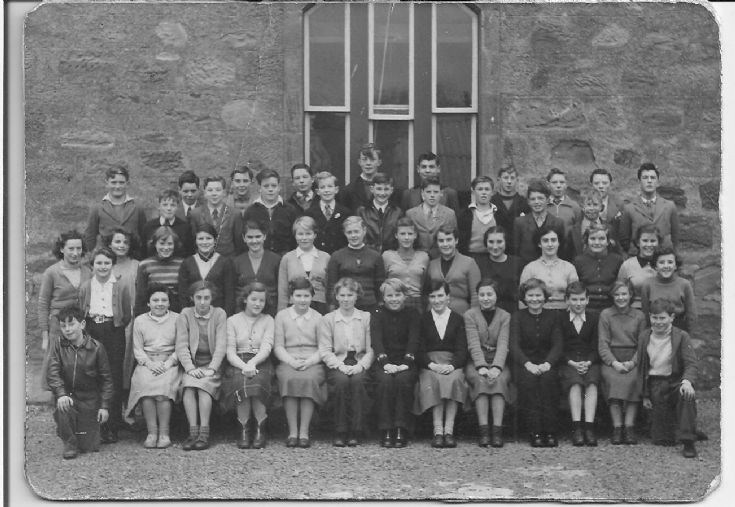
[510,309,563,367]
[326,245,385,309]
[573,251,624,311]
[177,254,236,315]
[416,310,467,370]
[371,306,421,367]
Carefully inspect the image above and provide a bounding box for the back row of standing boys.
[41,143,700,460]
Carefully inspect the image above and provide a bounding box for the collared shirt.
[469,202,498,225]
[600,195,609,216]
[194,252,220,280]
[320,199,336,219]
[159,216,175,227]
[334,309,364,352]
[647,330,673,376]
[422,203,438,220]
[148,311,170,324]
[640,194,658,207]
[208,205,225,223]
[253,196,284,209]
[431,308,451,339]
[532,211,548,227]
[182,203,197,217]
[295,247,319,273]
[569,311,586,334]
[372,200,388,215]
[102,193,134,204]
[89,276,116,317]
[289,306,314,324]
[194,308,213,320]
[295,190,314,202]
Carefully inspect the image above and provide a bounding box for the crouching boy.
[46,306,113,459]
[639,298,699,458]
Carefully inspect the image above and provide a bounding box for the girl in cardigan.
[134,226,184,316]
[175,281,228,451]
[617,224,660,309]
[277,216,331,314]
[319,278,374,447]
[381,217,429,314]
[464,279,511,448]
[178,222,235,315]
[641,246,696,332]
[371,278,420,448]
[232,219,281,317]
[510,278,563,447]
[573,224,624,316]
[78,246,132,443]
[427,225,482,315]
[221,283,275,449]
[38,230,92,383]
[413,280,468,449]
[125,285,180,449]
[274,277,327,448]
[598,280,647,445]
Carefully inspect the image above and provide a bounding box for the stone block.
[590,23,630,47]
[699,180,719,211]
[155,21,188,47]
[693,265,721,296]
[658,185,687,208]
[140,151,183,172]
[697,356,720,391]
[613,149,641,169]
[678,215,714,249]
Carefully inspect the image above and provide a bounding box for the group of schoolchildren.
[39,143,704,461]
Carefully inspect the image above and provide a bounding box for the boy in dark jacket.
[46,306,113,459]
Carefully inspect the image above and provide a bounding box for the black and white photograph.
[10,0,730,503]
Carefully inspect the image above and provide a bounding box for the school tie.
[324,204,332,220]
[186,207,191,219]
[212,208,219,225]
[377,207,384,219]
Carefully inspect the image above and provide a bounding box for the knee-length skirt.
[413,351,468,414]
[559,363,601,392]
[276,362,327,406]
[220,353,274,412]
[125,352,182,417]
[464,364,511,402]
[601,365,641,402]
[181,355,222,399]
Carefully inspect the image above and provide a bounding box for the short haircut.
[358,143,381,159]
[519,277,549,300]
[148,226,181,256]
[497,165,516,178]
[104,161,130,181]
[582,223,610,246]
[292,215,317,235]
[178,170,200,188]
[436,224,458,240]
[52,230,86,260]
[417,152,440,166]
[476,278,499,295]
[635,224,662,245]
[565,280,587,298]
[649,298,677,315]
[231,165,254,180]
[188,280,218,299]
[243,219,268,235]
[158,189,180,204]
[427,279,451,295]
[526,178,550,198]
[483,225,507,246]
[89,246,117,267]
[147,283,173,303]
[580,188,602,206]
[651,245,681,269]
[290,163,313,177]
[370,172,394,186]
[546,168,566,181]
[256,168,280,184]
[102,227,140,257]
[314,171,338,187]
[420,176,441,191]
[380,278,408,297]
[342,215,365,232]
[237,282,269,313]
[57,305,86,324]
[637,162,660,179]
[471,175,494,190]
[203,175,227,189]
[194,222,218,239]
[395,217,417,230]
[609,279,634,298]
[333,277,364,301]
[532,224,560,247]
[589,168,613,184]
[288,276,315,297]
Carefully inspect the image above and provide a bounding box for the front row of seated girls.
[47,275,701,459]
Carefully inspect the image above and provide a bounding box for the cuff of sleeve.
[490,365,503,372]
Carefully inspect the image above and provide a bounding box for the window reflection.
[373,3,410,112]
[308,113,346,176]
[435,115,472,189]
[373,121,409,188]
[435,4,473,108]
[308,4,346,107]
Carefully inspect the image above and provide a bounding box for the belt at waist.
[87,315,114,324]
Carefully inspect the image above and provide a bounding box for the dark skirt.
[600,347,641,402]
[413,351,468,414]
[220,353,275,412]
[559,363,601,392]
[276,362,327,406]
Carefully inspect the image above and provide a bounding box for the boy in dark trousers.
[46,305,113,459]
[357,172,403,252]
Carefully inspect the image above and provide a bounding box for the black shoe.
[490,426,504,448]
[192,433,210,451]
[298,437,311,448]
[623,426,638,445]
[545,433,558,447]
[62,442,78,460]
[531,433,544,447]
[333,433,347,447]
[431,434,445,448]
[478,425,491,447]
[584,423,597,447]
[237,421,252,449]
[611,426,623,445]
[682,440,698,458]
[381,430,394,448]
[285,437,298,448]
[696,429,709,441]
[182,434,198,451]
[394,427,407,448]
[252,420,267,449]
[444,434,457,448]
[572,427,585,446]
[100,425,114,444]
[346,434,360,447]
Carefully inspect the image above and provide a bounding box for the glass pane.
[373,3,410,111]
[308,113,346,180]
[435,4,473,108]
[372,121,409,189]
[435,115,472,190]
[308,5,345,107]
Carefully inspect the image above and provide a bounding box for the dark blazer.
[177,254,235,315]
[189,205,237,257]
[559,311,600,364]
[512,213,569,267]
[286,191,317,214]
[84,199,148,259]
[175,200,202,221]
[638,326,698,397]
[417,310,467,369]
[620,196,679,255]
[401,186,460,215]
[338,176,373,213]
[142,216,194,258]
[490,193,530,254]
[303,200,350,254]
[231,250,281,316]
[239,201,299,256]
[356,203,403,253]
[602,193,625,226]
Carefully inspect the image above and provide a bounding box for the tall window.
[304,2,478,190]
